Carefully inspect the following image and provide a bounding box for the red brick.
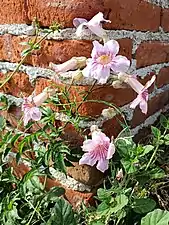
[0,0,30,24]
[35,78,136,117]
[136,41,169,68]
[27,0,160,31]
[157,67,169,88]
[105,0,161,31]
[102,115,124,138]
[0,35,132,67]
[0,72,33,97]
[27,0,104,27]
[67,163,104,186]
[131,90,169,128]
[161,8,169,32]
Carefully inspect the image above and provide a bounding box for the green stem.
[145,144,159,171]
[76,79,97,112]
[0,31,52,89]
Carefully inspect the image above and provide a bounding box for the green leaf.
[141,209,169,225]
[110,194,128,214]
[151,126,161,139]
[132,198,156,214]
[0,116,6,131]
[121,158,139,174]
[97,188,112,202]
[47,198,76,225]
[141,145,154,156]
[47,187,65,201]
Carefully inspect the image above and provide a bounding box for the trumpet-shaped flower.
[73,12,111,38]
[83,40,130,84]
[22,88,54,126]
[118,73,156,114]
[79,125,115,172]
[49,57,86,73]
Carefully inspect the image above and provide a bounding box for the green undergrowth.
[1,113,169,224]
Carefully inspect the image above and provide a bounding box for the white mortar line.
[0,61,169,85]
[0,24,169,43]
[146,0,169,8]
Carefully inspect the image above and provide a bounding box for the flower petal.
[79,153,97,167]
[111,55,130,73]
[23,111,31,126]
[96,159,109,172]
[82,139,95,152]
[92,41,105,58]
[88,12,111,26]
[30,107,42,121]
[130,95,142,109]
[87,12,110,38]
[73,18,88,27]
[93,65,110,84]
[139,100,148,114]
[104,40,119,56]
[107,143,115,159]
[144,75,156,90]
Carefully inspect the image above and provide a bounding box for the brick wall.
[0,0,169,206]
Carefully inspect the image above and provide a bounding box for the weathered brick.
[35,78,136,117]
[26,0,161,31]
[0,0,30,24]
[136,41,169,68]
[131,90,169,128]
[104,0,161,31]
[0,35,132,67]
[161,8,169,32]
[157,67,169,88]
[27,0,104,27]
[0,72,33,97]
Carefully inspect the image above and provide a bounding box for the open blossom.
[79,125,115,173]
[118,73,156,114]
[73,12,111,38]
[83,40,130,84]
[49,57,86,73]
[22,88,55,126]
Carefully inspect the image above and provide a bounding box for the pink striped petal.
[97,159,109,173]
[111,55,130,73]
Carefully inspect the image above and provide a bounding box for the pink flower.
[79,126,115,172]
[83,40,130,84]
[49,57,86,73]
[22,89,52,126]
[118,73,156,114]
[73,12,111,38]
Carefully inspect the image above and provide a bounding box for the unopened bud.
[112,80,127,89]
[72,70,83,81]
[116,169,123,181]
[49,57,86,73]
[90,125,101,133]
[101,107,116,119]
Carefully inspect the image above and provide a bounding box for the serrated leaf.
[132,198,156,214]
[47,198,76,225]
[141,145,154,156]
[141,209,169,225]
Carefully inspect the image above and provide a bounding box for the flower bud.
[112,80,127,89]
[101,107,116,119]
[49,57,86,73]
[72,70,83,81]
[116,169,123,181]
